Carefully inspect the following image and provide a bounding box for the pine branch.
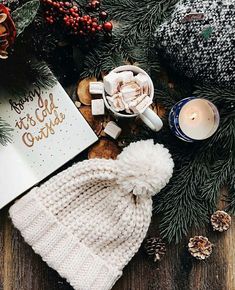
[0,118,12,146]
[81,42,127,78]
[29,60,57,89]
[194,85,235,118]
[154,156,210,243]
[103,0,178,26]
[153,77,192,109]
[103,0,179,47]
[226,178,235,214]
[198,119,234,214]
[25,12,58,59]
[0,53,56,95]
[81,0,179,77]
[152,83,235,243]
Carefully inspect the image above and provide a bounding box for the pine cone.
[144,237,166,262]
[188,236,212,260]
[211,210,231,232]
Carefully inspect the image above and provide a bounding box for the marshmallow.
[104,72,121,95]
[130,95,152,114]
[104,70,152,114]
[91,99,105,115]
[120,82,141,99]
[89,82,104,95]
[118,71,134,84]
[134,73,150,94]
[75,101,81,108]
[104,121,122,139]
[107,93,126,112]
[128,94,147,108]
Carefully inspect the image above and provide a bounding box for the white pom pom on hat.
[117,139,174,197]
[9,139,174,290]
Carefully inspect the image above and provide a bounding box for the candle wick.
[190,112,198,121]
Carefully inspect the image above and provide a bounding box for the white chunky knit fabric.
[10,140,174,290]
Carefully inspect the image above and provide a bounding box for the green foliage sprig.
[12,0,40,36]
[0,118,12,145]
[81,0,178,77]
[150,82,235,243]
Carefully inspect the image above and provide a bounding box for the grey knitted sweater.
[156,0,235,88]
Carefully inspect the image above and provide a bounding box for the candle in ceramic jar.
[169,97,220,142]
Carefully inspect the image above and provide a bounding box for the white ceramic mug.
[102,65,163,132]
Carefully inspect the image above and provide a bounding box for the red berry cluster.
[41,0,112,37]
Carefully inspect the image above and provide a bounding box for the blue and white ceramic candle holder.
[169,97,220,142]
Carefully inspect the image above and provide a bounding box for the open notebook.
[0,81,98,209]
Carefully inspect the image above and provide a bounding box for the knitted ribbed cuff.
[9,190,122,290]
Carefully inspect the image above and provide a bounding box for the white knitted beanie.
[9,140,174,290]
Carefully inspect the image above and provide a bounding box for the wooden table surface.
[0,83,234,290]
[0,200,234,290]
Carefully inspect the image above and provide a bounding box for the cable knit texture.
[9,140,174,290]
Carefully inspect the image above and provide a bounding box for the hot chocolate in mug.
[102,65,163,132]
